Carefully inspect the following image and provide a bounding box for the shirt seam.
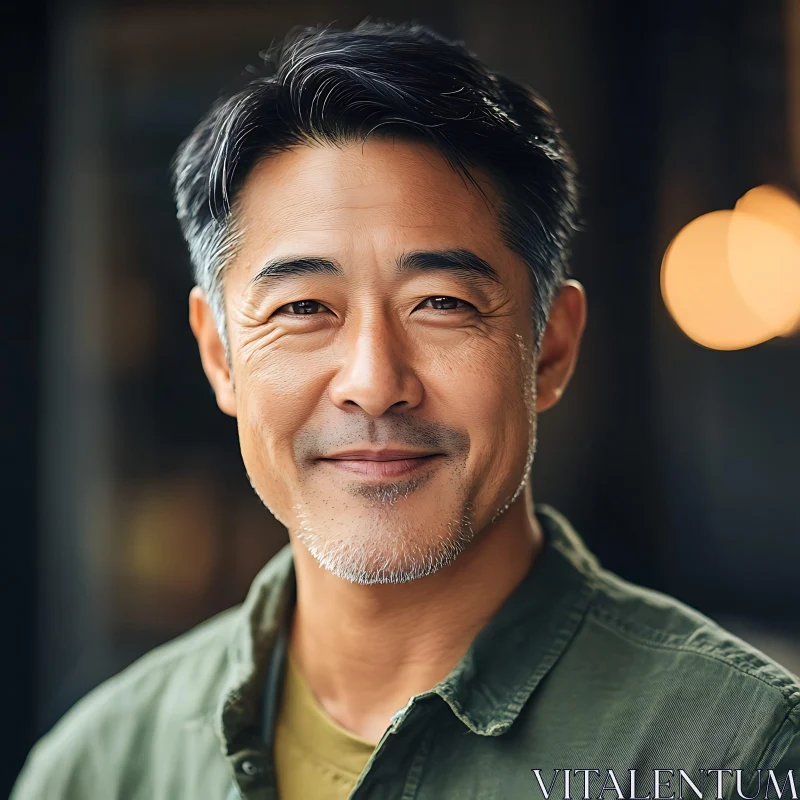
[760,705,800,763]
[401,723,436,800]
[588,609,800,707]
[745,703,800,795]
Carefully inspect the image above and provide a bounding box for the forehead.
[232,138,507,255]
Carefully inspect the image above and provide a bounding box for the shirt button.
[240,760,261,777]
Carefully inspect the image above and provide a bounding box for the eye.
[271,296,474,319]
[418,296,474,312]
[273,300,331,316]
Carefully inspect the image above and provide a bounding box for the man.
[13,19,799,800]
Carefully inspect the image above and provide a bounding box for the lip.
[322,449,441,461]
[319,454,442,480]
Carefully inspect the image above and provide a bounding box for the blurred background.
[3,0,800,792]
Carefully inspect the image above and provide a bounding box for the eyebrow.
[397,249,503,290]
[248,248,504,294]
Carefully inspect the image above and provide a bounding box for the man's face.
[208,138,542,584]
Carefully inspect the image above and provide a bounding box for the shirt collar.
[216,503,598,753]
[216,542,295,757]
[431,504,598,735]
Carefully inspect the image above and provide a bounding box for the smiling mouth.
[318,454,443,480]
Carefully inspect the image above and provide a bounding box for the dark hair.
[172,19,579,351]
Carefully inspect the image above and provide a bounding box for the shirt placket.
[347,694,439,800]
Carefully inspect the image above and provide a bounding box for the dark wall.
[1,2,47,792]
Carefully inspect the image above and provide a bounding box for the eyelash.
[273,296,474,317]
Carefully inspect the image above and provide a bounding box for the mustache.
[292,418,470,463]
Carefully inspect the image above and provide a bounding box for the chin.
[296,515,477,585]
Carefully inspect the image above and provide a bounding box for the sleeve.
[9,725,98,800]
[9,682,121,800]
[749,709,800,797]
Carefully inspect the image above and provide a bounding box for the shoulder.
[535,505,800,769]
[539,504,800,714]
[580,562,800,766]
[12,543,295,799]
[590,564,800,704]
[11,604,240,799]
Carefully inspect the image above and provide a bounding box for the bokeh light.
[661,185,800,350]
[733,185,800,336]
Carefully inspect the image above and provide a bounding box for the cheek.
[464,352,534,505]
[425,333,533,462]
[232,349,323,491]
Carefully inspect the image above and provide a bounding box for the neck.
[286,482,543,744]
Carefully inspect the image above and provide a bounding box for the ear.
[535,279,587,413]
[189,286,237,417]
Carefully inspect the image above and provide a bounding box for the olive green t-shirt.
[11,505,800,799]
[274,652,375,799]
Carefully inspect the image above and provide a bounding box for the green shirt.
[12,505,800,799]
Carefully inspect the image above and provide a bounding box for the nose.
[327,313,424,417]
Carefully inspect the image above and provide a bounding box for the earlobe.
[535,279,587,413]
[188,286,237,418]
